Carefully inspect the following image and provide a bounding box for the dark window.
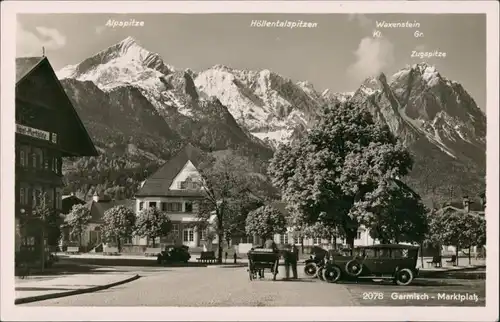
[379,248,391,258]
[171,224,179,238]
[149,202,157,208]
[364,248,377,258]
[391,249,403,259]
[19,188,25,204]
[43,150,49,169]
[20,151,25,167]
[26,188,31,205]
[32,153,37,168]
[32,188,38,206]
[161,202,167,211]
[185,202,193,213]
[166,202,182,212]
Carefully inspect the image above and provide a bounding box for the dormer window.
[177,176,201,190]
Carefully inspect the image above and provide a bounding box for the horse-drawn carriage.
[247,248,280,281]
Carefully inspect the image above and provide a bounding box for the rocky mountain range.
[57,37,486,206]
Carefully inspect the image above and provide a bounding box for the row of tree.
[65,204,174,251]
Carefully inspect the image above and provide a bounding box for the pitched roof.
[15,56,98,157]
[86,199,135,223]
[135,144,206,197]
[16,57,45,84]
[61,195,86,214]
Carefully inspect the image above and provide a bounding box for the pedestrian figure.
[264,237,278,252]
[283,244,292,280]
[233,252,237,264]
[225,251,228,264]
[291,244,299,279]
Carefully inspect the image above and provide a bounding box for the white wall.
[80,223,101,247]
[354,226,376,246]
[169,160,201,190]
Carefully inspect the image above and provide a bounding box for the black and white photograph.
[1,1,498,321]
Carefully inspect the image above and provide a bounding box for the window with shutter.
[20,151,25,167]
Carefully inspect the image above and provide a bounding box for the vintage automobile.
[157,245,191,264]
[321,244,420,286]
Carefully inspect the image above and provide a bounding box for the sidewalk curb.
[15,274,140,305]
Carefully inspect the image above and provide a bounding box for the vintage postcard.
[1,1,498,321]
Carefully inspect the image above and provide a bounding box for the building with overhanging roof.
[15,56,98,260]
[134,144,208,250]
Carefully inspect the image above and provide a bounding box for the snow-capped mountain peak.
[57,36,174,91]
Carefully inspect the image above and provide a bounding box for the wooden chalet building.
[15,56,98,259]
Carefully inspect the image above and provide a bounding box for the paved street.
[21,265,485,307]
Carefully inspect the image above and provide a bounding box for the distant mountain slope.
[58,37,485,205]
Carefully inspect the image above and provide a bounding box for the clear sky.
[17,13,486,111]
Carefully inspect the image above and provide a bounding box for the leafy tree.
[428,208,486,266]
[64,204,92,245]
[197,152,270,263]
[245,205,287,241]
[101,205,136,252]
[135,207,172,247]
[356,179,429,244]
[268,102,414,249]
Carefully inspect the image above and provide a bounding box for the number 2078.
[362,292,384,300]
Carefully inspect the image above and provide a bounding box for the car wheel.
[317,267,325,281]
[395,268,414,286]
[304,262,318,277]
[345,259,363,277]
[322,265,342,283]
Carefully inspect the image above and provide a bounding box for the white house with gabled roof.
[134,144,209,250]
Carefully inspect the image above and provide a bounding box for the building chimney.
[462,196,470,212]
[92,191,99,203]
